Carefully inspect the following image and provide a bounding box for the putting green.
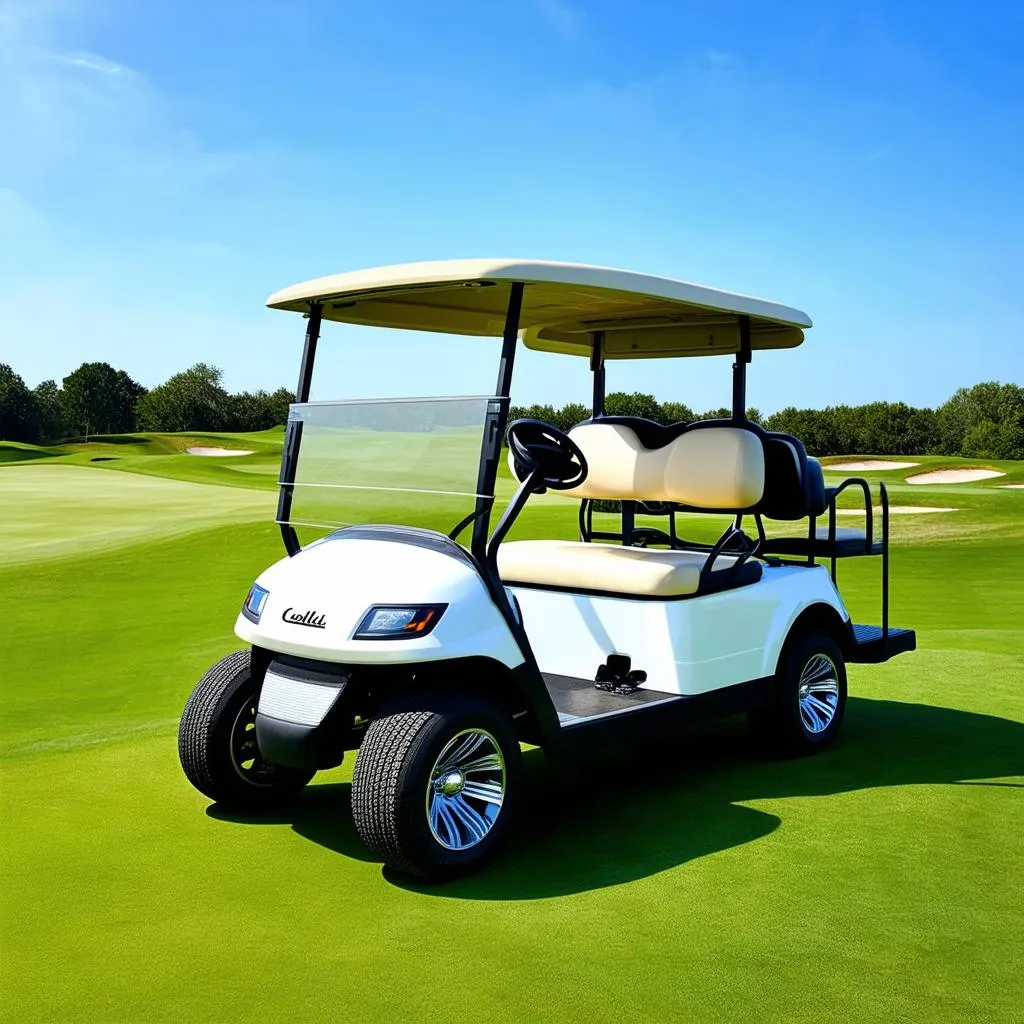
[1,437,1021,1023]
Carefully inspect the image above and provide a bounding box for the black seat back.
[760,432,827,520]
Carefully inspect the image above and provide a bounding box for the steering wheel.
[506,419,588,491]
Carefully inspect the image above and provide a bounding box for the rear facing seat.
[759,430,827,521]
[498,419,767,597]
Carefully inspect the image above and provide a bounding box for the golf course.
[2,434,1022,1023]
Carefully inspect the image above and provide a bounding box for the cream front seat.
[498,420,767,598]
[497,540,752,597]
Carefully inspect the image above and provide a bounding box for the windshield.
[279,396,503,537]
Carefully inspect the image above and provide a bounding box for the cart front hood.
[233,531,523,668]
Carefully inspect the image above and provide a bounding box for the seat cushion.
[761,525,881,558]
[498,540,757,597]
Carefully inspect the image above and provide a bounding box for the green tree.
[551,401,588,431]
[696,406,732,421]
[113,370,147,432]
[991,386,1024,459]
[936,382,1024,457]
[850,402,936,456]
[764,407,844,456]
[961,421,1001,458]
[0,364,39,442]
[33,379,65,440]
[266,387,295,428]
[137,363,229,432]
[605,391,663,420]
[227,388,296,431]
[61,362,143,438]
[661,401,695,424]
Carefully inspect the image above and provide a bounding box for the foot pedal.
[595,653,647,695]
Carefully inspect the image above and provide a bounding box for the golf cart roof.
[267,259,811,359]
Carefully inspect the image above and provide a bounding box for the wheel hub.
[798,654,840,735]
[229,697,279,786]
[426,728,506,851]
[436,771,465,797]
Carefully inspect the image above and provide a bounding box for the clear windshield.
[280,396,501,535]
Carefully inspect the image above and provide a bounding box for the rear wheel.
[750,630,847,756]
[178,650,314,809]
[351,693,521,881]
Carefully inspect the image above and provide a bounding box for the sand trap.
[836,506,958,515]
[998,483,1024,490]
[826,460,919,471]
[907,469,1005,485]
[186,446,254,457]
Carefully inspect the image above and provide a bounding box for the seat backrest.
[760,432,827,520]
[562,418,766,511]
[805,457,827,516]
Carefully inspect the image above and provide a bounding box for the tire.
[178,649,314,809]
[749,630,848,756]
[351,692,521,881]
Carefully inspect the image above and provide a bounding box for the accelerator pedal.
[595,653,647,695]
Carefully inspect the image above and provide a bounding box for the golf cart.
[179,259,916,880]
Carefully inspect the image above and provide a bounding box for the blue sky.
[1,0,1021,413]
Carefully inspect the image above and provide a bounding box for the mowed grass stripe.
[0,465,274,564]
[0,518,280,754]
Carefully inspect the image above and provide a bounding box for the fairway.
[2,437,1022,1023]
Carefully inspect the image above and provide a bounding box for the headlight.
[354,604,446,640]
[241,584,270,624]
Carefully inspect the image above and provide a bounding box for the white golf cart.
[179,259,915,880]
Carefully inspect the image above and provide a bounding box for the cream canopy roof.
[266,259,811,359]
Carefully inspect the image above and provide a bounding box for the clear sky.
[1,0,1021,413]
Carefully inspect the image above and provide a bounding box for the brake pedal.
[595,653,647,695]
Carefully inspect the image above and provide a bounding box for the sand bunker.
[907,469,1005,485]
[998,483,1024,489]
[186,447,254,457]
[826,460,919,471]
[836,506,958,515]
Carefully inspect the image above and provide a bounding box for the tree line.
[509,381,1024,460]
[1,360,1021,459]
[0,362,294,443]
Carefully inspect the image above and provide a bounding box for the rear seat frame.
[570,416,815,567]
[561,413,897,643]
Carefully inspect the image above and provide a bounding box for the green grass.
[1,434,1022,1023]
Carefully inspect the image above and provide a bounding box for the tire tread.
[178,649,253,800]
[178,649,312,807]
[351,709,435,877]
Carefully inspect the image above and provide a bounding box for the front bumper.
[255,659,352,771]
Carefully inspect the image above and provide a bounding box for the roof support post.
[471,283,525,558]
[277,302,322,556]
[590,331,606,417]
[732,315,752,421]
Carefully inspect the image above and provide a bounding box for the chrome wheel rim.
[426,729,505,850]
[797,654,840,734]
[229,696,279,786]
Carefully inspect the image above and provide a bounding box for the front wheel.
[178,650,314,809]
[351,693,521,881]
[749,630,847,756]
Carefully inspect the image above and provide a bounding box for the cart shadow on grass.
[207,696,1023,899]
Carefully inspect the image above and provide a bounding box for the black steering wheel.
[506,419,588,491]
